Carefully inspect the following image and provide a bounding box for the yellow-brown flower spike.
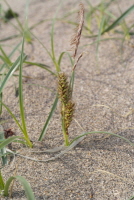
[58,72,71,104]
[58,72,75,138]
[64,101,75,134]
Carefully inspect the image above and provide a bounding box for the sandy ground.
[1,0,134,199]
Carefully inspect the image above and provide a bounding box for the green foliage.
[0,1,134,198]
[0,125,8,166]
[84,0,134,39]
[0,126,35,199]
[38,96,58,141]
[18,37,33,148]
[3,176,35,199]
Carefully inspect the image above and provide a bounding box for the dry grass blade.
[70,3,84,58]
[73,52,83,70]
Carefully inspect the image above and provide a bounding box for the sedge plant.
[57,3,84,146]
[37,3,134,151]
[56,3,134,147]
[1,1,134,152]
[37,3,84,143]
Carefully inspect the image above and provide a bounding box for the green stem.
[53,59,60,73]
[61,103,69,146]
[24,136,33,148]
[18,37,33,148]
[0,170,5,191]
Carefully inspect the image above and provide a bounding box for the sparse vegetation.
[0,0,134,199]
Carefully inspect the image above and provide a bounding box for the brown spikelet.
[64,101,75,131]
[70,3,84,58]
[58,72,71,104]
[73,52,83,70]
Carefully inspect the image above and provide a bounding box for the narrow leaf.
[24,61,56,76]
[0,45,12,66]
[0,130,8,166]
[0,171,5,190]
[4,175,35,199]
[58,51,74,67]
[38,95,58,141]
[0,136,22,150]
[1,102,24,132]
[0,42,22,71]
[0,54,26,94]
[102,5,134,34]
[19,36,32,148]
[70,131,134,146]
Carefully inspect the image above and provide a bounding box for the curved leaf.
[4,175,35,199]
[24,61,56,76]
[0,54,26,94]
[0,136,22,150]
[70,131,134,146]
[58,51,74,67]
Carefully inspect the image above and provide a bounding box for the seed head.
[64,101,75,131]
[58,72,71,104]
[70,3,84,58]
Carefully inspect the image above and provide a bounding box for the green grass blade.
[1,102,24,132]
[8,42,22,58]
[24,61,56,76]
[95,16,106,64]
[58,51,74,67]
[0,136,22,150]
[83,37,122,47]
[19,37,32,148]
[102,5,134,34]
[0,55,10,65]
[50,0,64,72]
[31,32,52,59]
[0,126,8,166]
[19,39,26,132]
[0,54,26,94]
[24,0,32,43]
[0,170,5,190]
[70,131,134,146]
[0,45,12,66]
[50,19,60,72]
[0,34,20,42]
[0,42,22,72]
[69,71,75,95]
[29,19,50,30]
[38,95,58,141]
[4,175,35,199]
